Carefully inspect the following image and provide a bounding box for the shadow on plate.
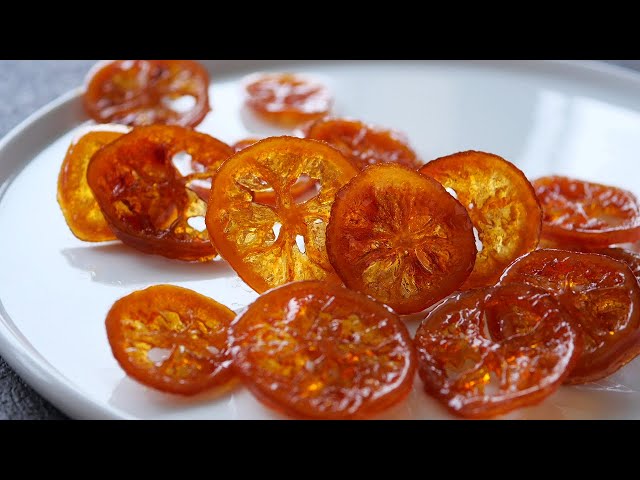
[572,357,640,393]
[107,368,640,420]
[108,376,240,415]
[376,375,573,420]
[381,365,640,420]
[108,375,287,419]
[61,243,236,286]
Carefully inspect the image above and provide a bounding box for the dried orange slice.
[231,137,316,206]
[537,237,640,284]
[415,284,582,418]
[57,125,129,241]
[419,151,542,289]
[83,60,210,127]
[305,117,421,170]
[106,285,236,395]
[326,163,476,314]
[231,281,416,419]
[534,176,640,247]
[500,249,640,384]
[206,136,358,292]
[87,125,233,261]
[243,73,332,127]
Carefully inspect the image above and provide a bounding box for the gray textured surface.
[0,59,639,420]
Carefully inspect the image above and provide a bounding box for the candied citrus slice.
[326,163,476,314]
[591,247,640,282]
[87,125,233,261]
[83,60,210,127]
[206,136,358,292]
[538,237,640,284]
[500,249,640,384]
[415,284,582,419]
[419,151,542,289]
[243,73,332,127]
[232,137,317,206]
[305,117,421,170]
[106,285,236,395]
[231,280,416,419]
[534,176,640,247]
[57,125,129,241]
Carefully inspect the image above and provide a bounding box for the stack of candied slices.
[56,60,640,419]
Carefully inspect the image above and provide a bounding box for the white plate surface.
[1,60,640,420]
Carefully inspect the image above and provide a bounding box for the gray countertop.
[0,59,639,420]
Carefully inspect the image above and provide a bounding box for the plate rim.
[1,59,639,420]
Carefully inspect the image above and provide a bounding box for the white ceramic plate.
[1,60,640,420]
